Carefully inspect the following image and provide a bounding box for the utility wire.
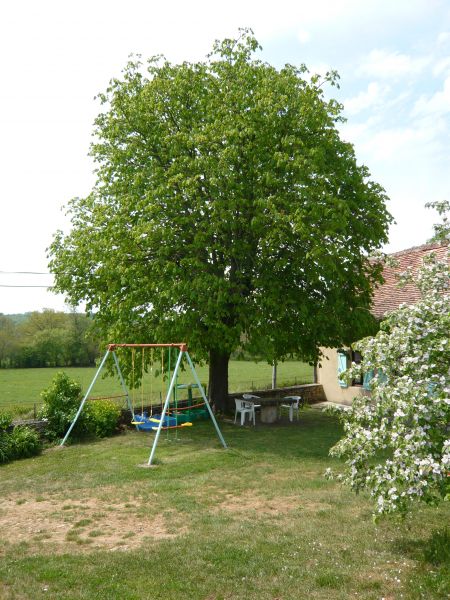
[0,270,51,275]
[0,285,53,288]
[0,270,54,287]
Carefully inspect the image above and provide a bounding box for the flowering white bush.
[328,230,449,515]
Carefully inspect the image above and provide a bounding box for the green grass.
[0,360,313,415]
[0,410,448,599]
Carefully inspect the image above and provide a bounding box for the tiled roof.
[371,241,449,319]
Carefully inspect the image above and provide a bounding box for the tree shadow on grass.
[222,409,343,461]
[391,527,450,599]
[392,527,450,566]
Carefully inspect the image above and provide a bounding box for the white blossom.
[328,239,450,515]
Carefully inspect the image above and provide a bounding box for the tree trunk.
[208,349,231,413]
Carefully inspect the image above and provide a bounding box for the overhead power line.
[0,285,53,288]
[0,270,51,275]
[0,270,54,287]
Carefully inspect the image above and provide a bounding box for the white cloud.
[437,31,450,45]
[358,49,430,79]
[433,56,450,76]
[340,115,448,253]
[353,113,448,163]
[412,75,450,117]
[307,62,332,77]
[272,0,433,30]
[366,127,423,160]
[344,82,390,115]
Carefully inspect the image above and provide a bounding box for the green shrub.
[0,411,13,464]
[0,411,13,432]
[39,371,89,440]
[0,409,42,463]
[86,399,121,438]
[39,372,121,442]
[9,426,42,460]
[0,432,13,463]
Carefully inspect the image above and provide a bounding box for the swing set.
[60,343,227,465]
[129,346,202,431]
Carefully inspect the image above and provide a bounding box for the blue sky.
[0,0,449,313]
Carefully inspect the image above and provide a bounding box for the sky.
[1,0,449,314]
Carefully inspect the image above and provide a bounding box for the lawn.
[0,360,313,415]
[0,409,448,599]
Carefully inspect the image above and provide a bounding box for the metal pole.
[166,347,171,439]
[184,351,227,449]
[112,351,134,420]
[148,349,184,465]
[60,349,111,446]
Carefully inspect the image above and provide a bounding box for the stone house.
[316,241,448,405]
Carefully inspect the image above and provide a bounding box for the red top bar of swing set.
[107,343,188,352]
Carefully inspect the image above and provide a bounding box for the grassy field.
[0,360,313,415]
[0,409,448,599]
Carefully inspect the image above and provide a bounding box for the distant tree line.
[0,310,100,368]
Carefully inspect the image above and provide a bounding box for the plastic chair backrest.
[235,398,251,411]
[284,395,302,408]
[243,393,260,400]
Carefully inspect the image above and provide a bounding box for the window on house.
[351,350,364,386]
[337,350,348,388]
[337,349,366,388]
[338,349,385,391]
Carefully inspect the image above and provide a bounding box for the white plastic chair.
[279,395,303,422]
[234,398,256,426]
[243,393,261,418]
[242,393,261,407]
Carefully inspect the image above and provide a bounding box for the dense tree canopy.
[0,310,97,368]
[49,30,391,409]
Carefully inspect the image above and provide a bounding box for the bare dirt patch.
[214,492,307,515]
[0,493,186,554]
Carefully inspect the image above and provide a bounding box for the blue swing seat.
[132,412,178,431]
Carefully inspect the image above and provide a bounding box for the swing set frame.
[60,343,227,465]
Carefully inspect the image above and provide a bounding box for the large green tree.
[49,30,391,410]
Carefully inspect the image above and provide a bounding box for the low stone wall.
[227,383,326,411]
[11,418,49,438]
[121,383,326,421]
[13,384,326,433]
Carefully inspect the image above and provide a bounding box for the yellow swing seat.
[151,422,193,431]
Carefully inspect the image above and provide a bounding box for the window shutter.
[337,351,348,388]
[363,369,374,390]
[377,369,388,384]
[427,382,437,397]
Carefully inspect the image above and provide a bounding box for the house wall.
[317,347,365,406]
